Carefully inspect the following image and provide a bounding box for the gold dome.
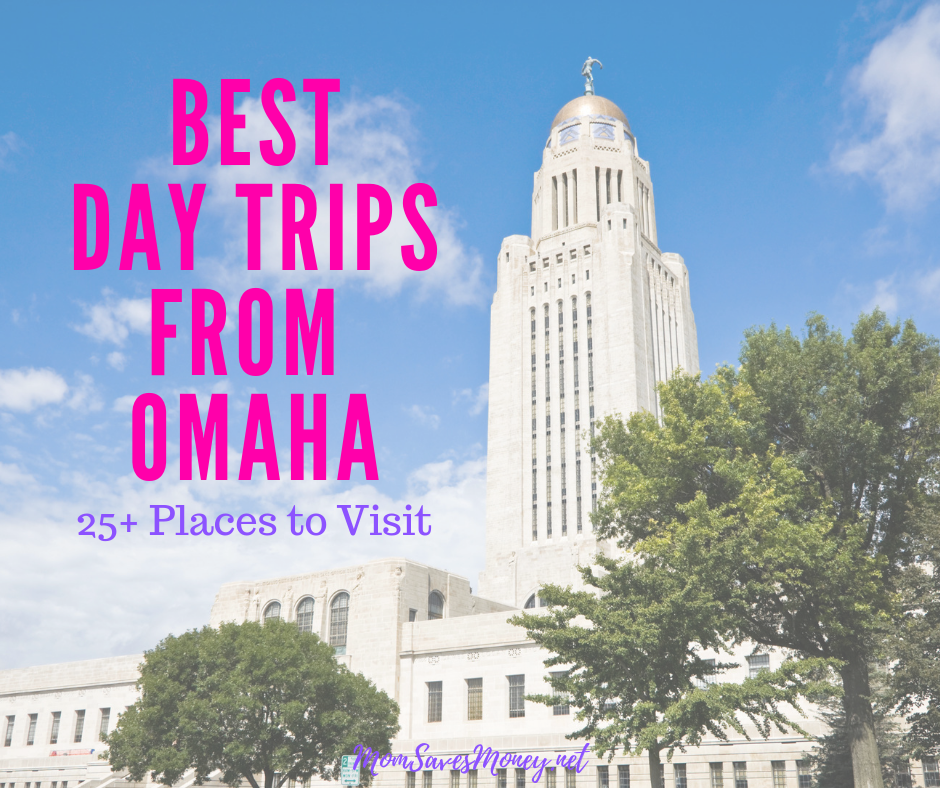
[550,94,630,134]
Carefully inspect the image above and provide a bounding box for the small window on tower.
[531,286,535,296]
[570,249,576,260]
[558,278,561,288]
[607,220,611,230]
[623,219,626,229]
[572,274,576,284]
[544,282,548,292]
[586,270,590,280]
[543,258,549,268]
[584,245,591,255]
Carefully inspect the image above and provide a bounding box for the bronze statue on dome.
[581,56,603,95]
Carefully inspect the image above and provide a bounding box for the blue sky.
[2,1,940,669]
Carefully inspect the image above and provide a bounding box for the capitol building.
[1,78,834,788]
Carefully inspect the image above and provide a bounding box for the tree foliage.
[890,506,940,758]
[590,312,940,788]
[513,555,830,788]
[105,619,399,788]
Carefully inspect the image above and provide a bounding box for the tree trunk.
[647,742,662,788]
[840,655,885,788]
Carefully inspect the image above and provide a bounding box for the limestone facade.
[478,94,698,608]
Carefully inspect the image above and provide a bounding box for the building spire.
[581,56,603,95]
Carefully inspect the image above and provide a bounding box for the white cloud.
[454,382,489,415]
[0,132,23,170]
[0,452,487,668]
[107,351,127,371]
[112,394,137,413]
[162,94,487,305]
[0,367,68,412]
[73,292,151,346]
[919,267,940,298]
[863,277,899,313]
[66,373,103,412]
[0,461,36,486]
[406,404,440,429]
[832,3,940,209]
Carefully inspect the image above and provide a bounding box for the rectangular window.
[26,714,37,746]
[99,708,111,740]
[796,761,811,788]
[552,671,570,715]
[596,766,608,788]
[74,710,85,743]
[595,167,600,222]
[746,654,770,678]
[498,770,507,788]
[565,768,576,788]
[516,769,526,788]
[572,169,578,224]
[772,762,786,788]
[709,764,723,788]
[407,773,416,788]
[468,772,477,788]
[49,712,61,745]
[617,766,629,788]
[925,759,940,787]
[732,763,747,788]
[467,678,483,720]
[897,763,913,788]
[552,177,558,231]
[427,682,443,723]
[673,765,686,788]
[508,675,525,718]
[409,609,417,622]
[563,172,569,228]
[3,716,12,747]
[451,771,460,788]
[546,769,556,788]
[424,772,433,788]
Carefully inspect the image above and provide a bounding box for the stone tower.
[478,88,700,607]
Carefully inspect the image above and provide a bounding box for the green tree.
[890,506,940,759]
[809,663,909,788]
[105,619,399,788]
[591,312,940,788]
[513,556,828,788]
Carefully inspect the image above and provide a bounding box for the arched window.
[330,592,350,654]
[428,591,444,621]
[524,594,548,609]
[263,601,281,622]
[296,598,315,634]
